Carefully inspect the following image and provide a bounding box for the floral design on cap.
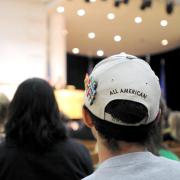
[84,74,97,106]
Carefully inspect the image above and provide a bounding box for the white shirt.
[83,151,180,180]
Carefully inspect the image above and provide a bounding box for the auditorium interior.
[0,0,180,167]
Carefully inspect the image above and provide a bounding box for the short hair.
[5,78,67,151]
[84,100,156,151]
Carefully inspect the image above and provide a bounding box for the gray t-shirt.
[83,151,180,180]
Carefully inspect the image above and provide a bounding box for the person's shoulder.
[82,174,95,180]
[0,141,5,152]
[0,141,9,152]
[65,138,89,151]
[55,138,90,156]
[56,138,94,174]
[157,155,180,172]
[0,141,19,162]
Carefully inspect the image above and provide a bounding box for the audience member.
[0,93,9,142]
[82,53,180,180]
[0,78,93,180]
[168,111,180,142]
[147,97,179,160]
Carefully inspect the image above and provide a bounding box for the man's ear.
[82,107,94,128]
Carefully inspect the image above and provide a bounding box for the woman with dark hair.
[0,78,93,180]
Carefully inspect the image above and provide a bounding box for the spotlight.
[166,1,174,14]
[114,0,122,7]
[161,39,168,46]
[107,13,116,20]
[97,50,104,57]
[140,0,152,10]
[72,48,80,54]
[114,0,129,7]
[77,9,86,16]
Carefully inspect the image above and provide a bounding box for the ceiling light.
[161,39,168,46]
[88,32,96,39]
[107,13,115,20]
[77,9,86,16]
[160,20,168,27]
[72,48,80,54]
[97,50,104,57]
[114,35,122,42]
[57,6,65,13]
[134,16,142,24]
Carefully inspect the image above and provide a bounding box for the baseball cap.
[84,53,161,126]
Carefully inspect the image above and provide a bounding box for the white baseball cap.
[84,53,161,126]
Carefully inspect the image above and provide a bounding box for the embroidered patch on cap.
[85,75,97,106]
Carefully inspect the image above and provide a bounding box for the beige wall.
[0,0,66,99]
[0,0,47,84]
[48,12,67,86]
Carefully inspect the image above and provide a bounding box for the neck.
[96,135,146,163]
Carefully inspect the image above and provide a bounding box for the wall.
[0,0,66,99]
[0,0,47,84]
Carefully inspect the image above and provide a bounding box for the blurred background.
[0,0,180,120]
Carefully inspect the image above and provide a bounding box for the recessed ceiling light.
[107,13,115,20]
[160,20,168,27]
[72,48,80,54]
[77,9,86,16]
[88,32,96,39]
[90,0,96,2]
[97,50,104,57]
[57,6,65,13]
[161,39,168,46]
[134,16,142,24]
[114,35,122,42]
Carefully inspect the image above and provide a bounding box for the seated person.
[0,78,93,180]
[168,111,180,142]
[148,97,179,161]
[82,53,180,180]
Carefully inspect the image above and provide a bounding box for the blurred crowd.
[1,86,180,162]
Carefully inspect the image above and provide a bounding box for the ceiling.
[48,0,180,57]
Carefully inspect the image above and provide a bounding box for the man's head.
[83,53,161,151]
